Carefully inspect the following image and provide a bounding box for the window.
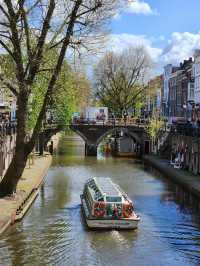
[106,196,122,202]
[0,89,4,104]
[190,88,194,98]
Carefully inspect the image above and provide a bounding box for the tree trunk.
[0,148,28,196]
[0,91,29,197]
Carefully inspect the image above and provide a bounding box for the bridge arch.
[69,124,148,156]
[72,129,88,143]
[96,127,142,146]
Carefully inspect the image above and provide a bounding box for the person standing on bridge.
[123,110,128,126]
[111,113,116,126]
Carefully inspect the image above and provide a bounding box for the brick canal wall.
[144,155,200,200]
[161,133,200,176]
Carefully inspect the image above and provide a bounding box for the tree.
[0,0,121,196]
[147,117,165,153]
[51,63,91,124]
[27,50,82,129]
[94,46,152,115]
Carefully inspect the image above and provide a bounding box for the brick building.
[145,75,163,117]
[167,58,194,121]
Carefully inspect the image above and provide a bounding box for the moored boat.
[81,177,140,229]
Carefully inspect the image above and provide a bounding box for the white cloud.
[161,32,200,64]
[108,32,200,66]
[113,1,158,21]
[126,0,158,15]
[85,31,200,79]
[108,33,162,61]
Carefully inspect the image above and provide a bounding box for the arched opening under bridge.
[69,124,148,157]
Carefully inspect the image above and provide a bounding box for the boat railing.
[115,185,132,202]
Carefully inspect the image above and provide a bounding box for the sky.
[106,0,200,74]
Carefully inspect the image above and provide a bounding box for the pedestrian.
[181,152,185,169]
[111,113,115,126]
[49,141,54,155]
[171,150,176,164]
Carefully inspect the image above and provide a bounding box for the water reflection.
[0,135,200,265]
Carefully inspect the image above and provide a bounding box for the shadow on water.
[142,165,200,264]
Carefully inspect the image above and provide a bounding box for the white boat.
[81,177,140,229]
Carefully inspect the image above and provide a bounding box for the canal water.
[1,135,200,266]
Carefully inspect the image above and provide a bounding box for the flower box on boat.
[81,177,140,229]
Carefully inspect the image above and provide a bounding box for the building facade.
[194,50,200,104]
[146,75,163,118]
[166,58,194,122]
[162,65,174,117]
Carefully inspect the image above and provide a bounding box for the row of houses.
[146,49,200,123]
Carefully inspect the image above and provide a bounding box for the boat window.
[106,196,121,202]
[95,192,103,201]
[98,197,104,201]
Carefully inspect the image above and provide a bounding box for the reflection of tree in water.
[147,166,200,226]
[1,228,27,266]
[51,135,85,167]
[160,181,200,213]
[0,170,72,265]
[40,170,71,213]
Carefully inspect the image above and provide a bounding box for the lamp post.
[183,103,187,121]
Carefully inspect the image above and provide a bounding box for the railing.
[71,118,149,127]
[171,124,200,137]
[0,122,17,136]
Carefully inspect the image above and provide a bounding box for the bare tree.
[0,0,122,196]
[94,46,152,115]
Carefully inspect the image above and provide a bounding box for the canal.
[0,135,200,266]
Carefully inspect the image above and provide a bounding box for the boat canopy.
[86,177,122,202]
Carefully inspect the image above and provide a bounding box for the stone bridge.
[37,124,64,155]
[69,123,150,156]
[0,122,150,160]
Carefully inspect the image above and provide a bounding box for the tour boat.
[81,177,140,229]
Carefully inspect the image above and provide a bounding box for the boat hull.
[85,217,139,229]
[81,196,140,230]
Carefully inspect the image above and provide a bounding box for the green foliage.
[94,47,152,115]
[0,47,90,131]
[27,49,90,130]
[147,117,165,139]
[52,63,77,125]
[27,74,48,130]
[0,54,14,71]
[134,101,145,117]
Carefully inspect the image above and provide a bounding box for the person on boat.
[112,206,119,218]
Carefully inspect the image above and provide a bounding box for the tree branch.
[26,0,55,84]
[0,4,10,19]
[26,0,83,153]
[0,40,14,58]
[4,0,25,82]
[0,73,18,96]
